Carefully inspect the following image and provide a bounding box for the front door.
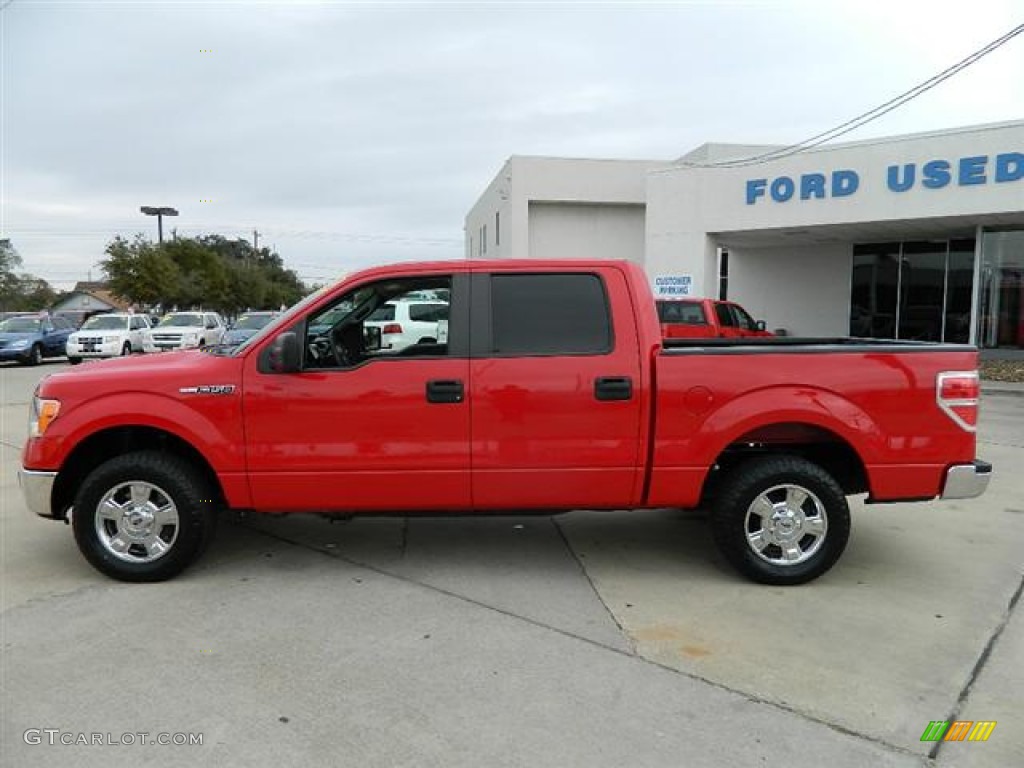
[243,272,471,512]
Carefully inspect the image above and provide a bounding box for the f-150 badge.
[179,385,236,395]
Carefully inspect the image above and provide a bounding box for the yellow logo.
[920,721,996,742]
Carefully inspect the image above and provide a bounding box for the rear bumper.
[940,460,992,500]
[18,468,57,518]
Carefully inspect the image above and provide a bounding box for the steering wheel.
[330,329,350,367]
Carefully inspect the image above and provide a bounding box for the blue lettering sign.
[832,170,859,197]
[959,156,988,185]
[922,160,951,189]
[770,177,795,202]
[800,173,826,200]
[746,179,767,205]
[996,152,1024,183]
[745,149,1021,202]
[887,164,915,192]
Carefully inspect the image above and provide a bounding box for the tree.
[0,239,59,312]
[100,234,308,313]
[102,236,180,308]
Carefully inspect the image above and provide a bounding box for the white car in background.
[364,299,449,352]
[66,313,154,364]
[151,311,226,351]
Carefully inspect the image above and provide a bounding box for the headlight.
[29,396,61,438]
[103,336,118,343]
[10,339,29,348]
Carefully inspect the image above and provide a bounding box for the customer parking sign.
[652,275,693,298]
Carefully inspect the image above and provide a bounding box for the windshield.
[0,317,41,333]
[233,313,275,330]
[160,313,203,327]
[81,315,129,331]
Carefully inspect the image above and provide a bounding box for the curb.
[981,385,1024,399]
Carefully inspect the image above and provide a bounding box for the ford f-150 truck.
[20,260,991,585]
[657,298,774,339]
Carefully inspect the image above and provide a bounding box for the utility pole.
[252,229,260,259]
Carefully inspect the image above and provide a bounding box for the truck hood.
[37,350,243,401]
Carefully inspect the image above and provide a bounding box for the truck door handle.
[426,379,464,404]
[594,376,633,401]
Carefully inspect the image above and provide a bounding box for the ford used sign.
[746,151,1023,204]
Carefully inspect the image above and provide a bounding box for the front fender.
[23,390,246,475]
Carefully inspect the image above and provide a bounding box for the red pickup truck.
[657,298,774,339]
[20,260,990,585]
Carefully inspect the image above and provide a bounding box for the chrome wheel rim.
[94,481,179,563]
[744,484,827,566]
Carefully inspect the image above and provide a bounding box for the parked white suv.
[364,299,449,352]
[151,311,226,351]
[66,313,153,364]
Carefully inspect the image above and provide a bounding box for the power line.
[683,21,1024,169]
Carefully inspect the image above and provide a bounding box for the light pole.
[140,206,179,244]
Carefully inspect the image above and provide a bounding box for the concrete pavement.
[2,360,1021,767]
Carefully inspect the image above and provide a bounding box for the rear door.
[469,268,644,509]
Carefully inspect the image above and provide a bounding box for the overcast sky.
[3,0,1022,289]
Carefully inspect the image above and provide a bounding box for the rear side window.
[490,273,611,355]
[658,301,706,325]
[409,304,448,322]
[715,303,735,328]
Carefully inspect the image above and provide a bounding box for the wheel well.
[701,422,869,504]
[52,426,225,518]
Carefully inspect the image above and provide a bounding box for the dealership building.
[465,120,1024,348]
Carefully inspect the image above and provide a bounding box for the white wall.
[727,244,853,336]
[465,155,668,261]
[528,203,645,262]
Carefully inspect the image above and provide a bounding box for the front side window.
[490,273,611,355]
[303,276,453,369]
[730,304,756,331]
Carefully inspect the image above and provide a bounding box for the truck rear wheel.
[711,455,850,585]
[72,451,218,582]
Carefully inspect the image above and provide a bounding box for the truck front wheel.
[711,455,850,585]
[72,451,218,582]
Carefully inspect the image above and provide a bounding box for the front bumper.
[940,460,992,500]
[18,468,58,518]
[0,346,32,361]
[67,341,122,358]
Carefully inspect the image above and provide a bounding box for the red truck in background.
[657,298,775,339]
[20,260,990,585]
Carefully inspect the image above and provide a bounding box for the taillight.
[937,371,979,431]
[381,323,403,335]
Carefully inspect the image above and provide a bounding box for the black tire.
[711,455,850,585]
[121,342,132,356]
[24,344,43,366]
[68,357,83,365]
[72,451,219,582]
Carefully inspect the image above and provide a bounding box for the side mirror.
[267,331,301,373]
[756,320,767,332]
[363,325,382,352]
